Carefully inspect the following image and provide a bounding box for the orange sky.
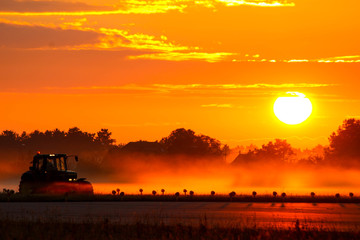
[0,0,359,148]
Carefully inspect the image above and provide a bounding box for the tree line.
[0,118,360,167]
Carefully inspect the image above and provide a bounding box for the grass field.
[1,216,360,240]
[1,192,360,203]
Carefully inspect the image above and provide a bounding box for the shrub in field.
[183,189,187,196]
[116,188,120,195]
[139,188,143,195]
[111,190,116,195]
[335,193,340,198]
[252,191,257,198]
[152,190,157,196]
[211,191,215,196]
[281,192,286,198]
[229,191,236,198]
[120,192,124,197]
[349,192,354,198]
[161,189,165,195]
[175,192,180,197]
[311,192,315,198]
[273,191,277,197]
[189,191,194,196]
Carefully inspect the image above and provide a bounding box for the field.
[2,199,360,239]
[1,218,360,240]
[1,192,360,203]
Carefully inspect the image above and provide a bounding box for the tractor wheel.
[19,181,34,195]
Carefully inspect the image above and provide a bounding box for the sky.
[0,0,359,149]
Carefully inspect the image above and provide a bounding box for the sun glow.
[273,92,312,125]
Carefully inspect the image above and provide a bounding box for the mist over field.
[1,119,360,195]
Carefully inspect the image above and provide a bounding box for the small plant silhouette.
[273,191,277,197]
[189,191,194,196]
[183,189,187,196]
[175,192,180,197]
[229,191,236,198]
[311,192,315,198]
[161,189,165,195]
[252,191,257,198]
[139,188,143,195]
[335,193,340,198]
[120,192,124,197]
[152,190,157,196]
[281,192,286,198]
[349,192,354,198]
[116,188,120,195]
[111,190,116,195]
[211,191,215,196]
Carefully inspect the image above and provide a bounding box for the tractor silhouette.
[19,153,93,195]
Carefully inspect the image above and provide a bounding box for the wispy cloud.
[201,104,233,108]
[152,83,337,90]
[45,83,336,94]
[0,22,102,49]
[0,0,295,16]
[129,52,234,62]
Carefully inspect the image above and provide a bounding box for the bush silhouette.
[252,191,257,198]
[161,189,165,195]
[273,191,277,197]
[111,190,116,195]
[189,191,194,196]
[349,192,354,198]
[152,190,157,196]
[183,189,187,196]
[211,191,215,196]
[139,188,143,195]
[311,192,315,198]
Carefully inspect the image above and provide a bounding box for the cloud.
[0,0,295,16]
[0,0,114,12]
[0,22,103,49]
[44,82,336,95]
[201,104,233,108]
[129,52,234,62]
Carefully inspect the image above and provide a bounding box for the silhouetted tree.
[120,192,124,197]
[335,193,340,198]
[229,191,236,198]
[273,191,277,197]
[211,191,215,196]
[112,190,116,195]
[160,128,223,156]
[183,189,187,196]
[116,188,120,195]
[349,192,354,198]
[326,119,360,165]
[161,189,165,195]
[311,192,315,198]
[95,129,115,146]
[233,139,294,165]
[139,188,143,195]
[175,192,180,197]
[152,190,157,196]
[189,191,194,196]
[281,192,286,198]
[252,191,257,198]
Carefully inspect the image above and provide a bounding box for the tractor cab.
[31,153,77,173]
[19,153,93,195]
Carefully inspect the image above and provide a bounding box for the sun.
[273,92,313,125]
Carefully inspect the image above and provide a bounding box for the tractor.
[19,153,93,195]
